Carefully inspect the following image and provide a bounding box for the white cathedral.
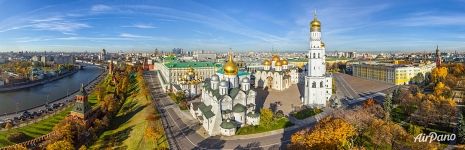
[190,53,260,136]
[303,12,333,107]
[254,55,299,91]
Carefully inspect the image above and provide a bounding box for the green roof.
[247,112,260,118]
[233,103,246,113]
[216,69,250,76]
[164,61,218,68]
[229,88,240,99]
[220,120,236,129]
[198,103,215,119]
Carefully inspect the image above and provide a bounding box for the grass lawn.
[291,108,322,120]
[236,118,293,135]
[0,107,71,147]
[90,75,168,149]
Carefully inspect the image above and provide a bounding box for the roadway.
[144,71,309,150]
[333,73,359,99]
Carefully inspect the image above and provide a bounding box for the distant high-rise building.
[303,11,333,107]
[99,49,107,61]
[435,45,442,67]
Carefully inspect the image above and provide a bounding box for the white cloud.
[91,4,112,12]
[31,22,90,32]
[119,33,147,38]
[122,24,157,29]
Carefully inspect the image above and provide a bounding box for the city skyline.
[1,0,465,52]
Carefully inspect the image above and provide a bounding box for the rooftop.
[164,61,221,68]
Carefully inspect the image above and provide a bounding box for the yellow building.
[352,61,436,85]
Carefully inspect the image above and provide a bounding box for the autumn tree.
[452,63,465,76]
[259,108,274,129]
[432,67,448,82]
[363,98,376,108]
[290,117,356,149]
[46,140,75,150]
[434,82,446,96]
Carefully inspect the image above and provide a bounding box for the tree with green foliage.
[407,124,422,136]
[458,113,465,144]
[260,108,274,129]
[383,93,393,121]
[411,73,425,85]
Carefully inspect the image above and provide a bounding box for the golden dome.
[310,11,321,32]
[311,18,321,28]
[282,59,288,65]
[263,59,271,66]
[321,42,325,48]
[187,67,195,76]
[223,53,238,75]
[272,55,280,62]
[275,60,283,66]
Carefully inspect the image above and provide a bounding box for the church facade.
[254,55,299,91]
[303,13,333,107]
[190,53,260,136]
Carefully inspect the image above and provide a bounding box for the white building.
[254,55,299,91]
[303,12,333,107]
[190,53,260,136]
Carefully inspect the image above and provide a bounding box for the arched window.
[313,53,315,58]
[318,53,320,58]
[320,81,324,88]
[312,82,316,88]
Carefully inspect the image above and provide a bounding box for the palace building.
[254,55,299,91]
[303,12,333,107]
[190,53,260,136]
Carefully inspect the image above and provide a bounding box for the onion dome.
[310,11,321,32]
[282,59,288,65]
[275,60,283,66]
[311,18,321,28]
[220,119,236,129]
[211,74,219,81]
[242,77,250,83]
[263,59,271,66]
[321,42,325,48]
[271,55,280,62]
[223,53,238,75]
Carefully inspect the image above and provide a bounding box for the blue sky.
[0,0,465,52]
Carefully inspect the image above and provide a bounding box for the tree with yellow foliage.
[46,140,75,150]
[434,82,446,96]
[259,108,274,129]
[290,117,356,149]
[432,67,448,82]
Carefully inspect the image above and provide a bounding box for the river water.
[0,66,103,114]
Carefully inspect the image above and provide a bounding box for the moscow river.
[0,66,103,114]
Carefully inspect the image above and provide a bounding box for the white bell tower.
[303,10,333,107]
